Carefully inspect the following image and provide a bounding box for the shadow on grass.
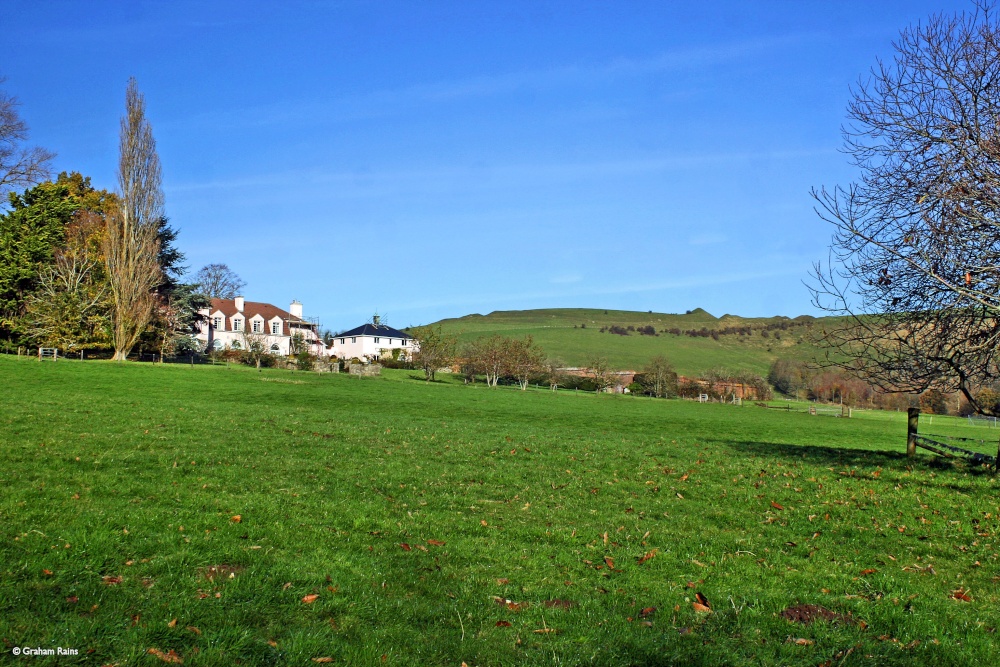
[722,439,997,478]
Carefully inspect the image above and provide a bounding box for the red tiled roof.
[209,298,315,337]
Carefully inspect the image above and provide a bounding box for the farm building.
[330,315,414,362]
[196,297,327,357]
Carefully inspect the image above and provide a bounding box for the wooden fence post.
[907,407,919,457]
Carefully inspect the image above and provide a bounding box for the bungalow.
[196,297,326,357]
[330,315,414,362]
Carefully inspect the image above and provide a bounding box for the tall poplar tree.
[104,78,163,361]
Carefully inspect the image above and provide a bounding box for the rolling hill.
[424,307,832,376]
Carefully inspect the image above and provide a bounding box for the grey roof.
[336,323,413,339]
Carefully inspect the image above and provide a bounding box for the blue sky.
[2,0,972,332]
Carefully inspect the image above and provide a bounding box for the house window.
[213,316,222,330]
[233,318,243,332]
[252,320,262,333]
[270,344,280,352]
[374,337,380,344]
[212,340,223,350]
[351,337,356,343]
[271,322,280,335]
[340,338,345,344]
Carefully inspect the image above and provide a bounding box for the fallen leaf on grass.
[543,599,575,609]
[604,556,615,570]
[495,620,512,627]
[230,515,242,523]
[42,569,53,576]
[637,549,657,565]
[186,626,201,635]
[102,576,122,585]
[426,539,446,546]
[399,543,411,551]
[695,592,711,608]
[533,628,557,634]
[282,582,292,590]
[267,640,278,648]
[493,596,526,611]
[639,606,656,618]
[302,594,320,604]
[860,569,877,576]
[311,658,333,664]
[167,618,177,628]
[952,589,972,602]
[66,596,78,604]
[148,648,183,664]
[786,637,815,646]
[496,578,509,585]
[692,602,711,613]
[771,501,784,511]
[481,520,488,527]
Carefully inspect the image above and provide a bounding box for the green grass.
[1,356,999,666]
[426,308,831,375]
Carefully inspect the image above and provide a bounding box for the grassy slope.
[425,308,830,375]
[1,356,998,666]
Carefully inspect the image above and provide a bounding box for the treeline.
[0,79,232,361]
[766,358,995,415]
[598,318,813,340]
[0,172,204,359]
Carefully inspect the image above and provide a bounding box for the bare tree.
[0,79,54,200]
[641,354,678,398]
[240,328,272,370]
[195,263,246,299]
[410,324,457,381]
[810,4,1000,413]
[104,78,163,361]
[589,356,616,394]
[506,336,546,390]
[466,334,508,387]
[543,358,566,391]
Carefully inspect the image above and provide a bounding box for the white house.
[196,297,326,357]
[330,315,415,361]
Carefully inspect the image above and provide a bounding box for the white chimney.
[290,300,303,319]
[235,296,244,312]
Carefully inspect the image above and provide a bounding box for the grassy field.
[426,308,830,375]
[2,355,999,666]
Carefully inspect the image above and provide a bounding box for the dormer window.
[252,319,262,333]
[213,316,222,330]
[233,318,243,332]
[271,321,280,335]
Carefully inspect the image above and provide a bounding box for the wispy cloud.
[689,233,727,246]
[169,32,823,131]
[165,148,832,197]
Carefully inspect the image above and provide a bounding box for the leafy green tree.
[0,182,76,340]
